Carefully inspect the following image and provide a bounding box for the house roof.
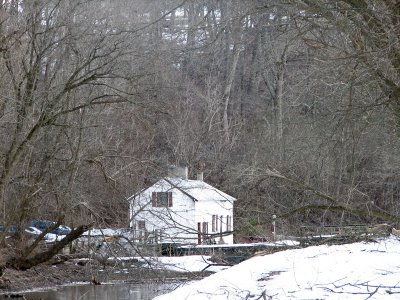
[162,177,236,202]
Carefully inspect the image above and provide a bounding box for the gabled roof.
[128,177,236,203]
[162,177,236,202]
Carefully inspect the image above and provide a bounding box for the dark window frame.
[152,192,173,207]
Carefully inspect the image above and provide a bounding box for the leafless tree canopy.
[0,0,399,267]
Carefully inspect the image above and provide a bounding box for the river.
[11,282,178,300]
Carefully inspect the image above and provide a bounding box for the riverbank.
[0,256,213,294]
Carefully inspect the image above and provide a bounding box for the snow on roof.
[164,177,236,202]
[154,235,400,300]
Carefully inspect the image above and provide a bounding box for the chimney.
[196,172,204,181]
[168,165,188,180]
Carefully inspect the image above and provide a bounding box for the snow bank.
[154,236,400,299]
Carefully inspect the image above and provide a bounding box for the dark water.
[10,282,174,300]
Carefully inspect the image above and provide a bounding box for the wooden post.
[272,215,276,241]
[197,222,201,245]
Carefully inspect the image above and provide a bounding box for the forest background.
[0,0,399,266]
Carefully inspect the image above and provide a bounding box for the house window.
[202,222,208,235]
[211,214,219,232]
[152,192,172,207]
[197,222,209,245]
[226,216,232,231]
[138,220,145,230]
[202,222,209,244]
[212,215,216,232]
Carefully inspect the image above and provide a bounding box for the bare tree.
[0,0,155,269]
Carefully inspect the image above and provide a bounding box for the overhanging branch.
[258,168,400,223]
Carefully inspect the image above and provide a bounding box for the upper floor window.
[152,192,172,207]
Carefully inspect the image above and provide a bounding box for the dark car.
[0,221,71,236]
[0,224,18,234]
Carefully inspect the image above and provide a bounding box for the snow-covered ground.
[137,255,229,273]
[154,235,400,299]
[81,228,129,237]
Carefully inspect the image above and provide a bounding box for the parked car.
[28,220,71,235]
[0,224,18,234]
[25,226,43,236]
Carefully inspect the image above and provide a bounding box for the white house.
[128,167,236,245]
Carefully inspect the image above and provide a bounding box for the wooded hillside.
[0,0,399,250]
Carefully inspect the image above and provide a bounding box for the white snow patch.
[82,228,128,236]
[138,255,229,273]
[154,236,400,299]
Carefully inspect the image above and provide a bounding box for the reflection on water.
[20,282,171,300]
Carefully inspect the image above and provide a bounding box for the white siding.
[130,179,197,244]
[129,178,235,245]
[195,199,234,244]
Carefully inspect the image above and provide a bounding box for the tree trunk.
[222,42,242,138]
[6,224,90,270]
[275,60,285,142]
[273,46,287,159]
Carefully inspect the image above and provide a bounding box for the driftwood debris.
[392,228,400,236]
